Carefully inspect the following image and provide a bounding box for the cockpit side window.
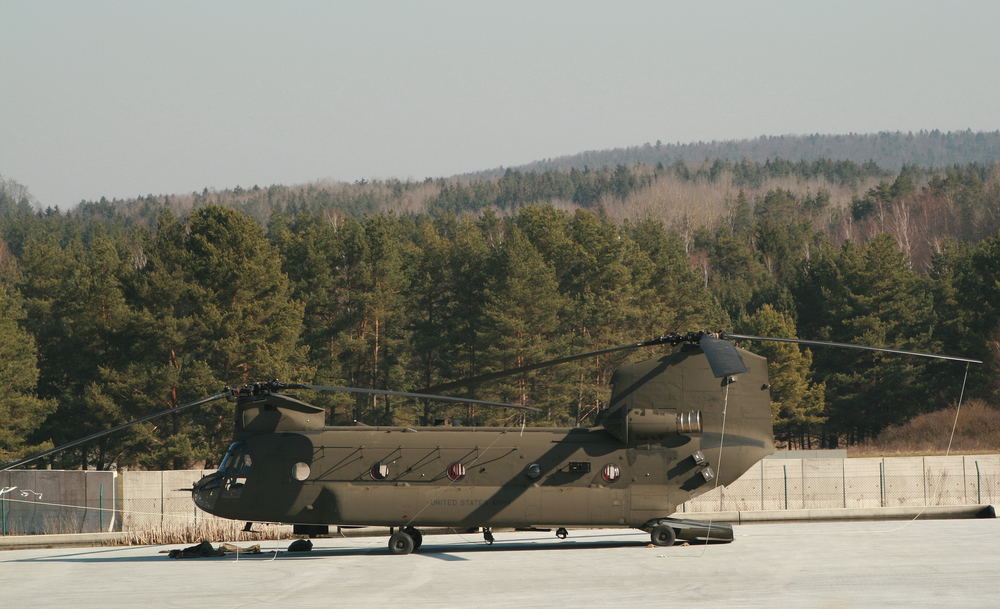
[218,442,252,489]
[218,442,242,472]
[236,453,252,477]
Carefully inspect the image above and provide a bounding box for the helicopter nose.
[192,473,222,514]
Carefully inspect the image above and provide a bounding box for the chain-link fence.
[679,455,1000,513]
[1,469,115,535]
[118,469,223,531]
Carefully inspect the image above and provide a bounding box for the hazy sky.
[2,1,999,208]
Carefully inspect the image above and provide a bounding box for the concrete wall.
[0,470,116,535]
[678,454,1000,512]
[844,457,882,509]
[3,454,998,535]
[763,459,803,510]
[965,454,1000,504]
[120,469,221,530]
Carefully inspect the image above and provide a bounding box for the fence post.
[963,456,968,504]
[923,457,928,506]
[115,471,123,533]
[99,484,104,532]
[801,460,805,509]
[783,465,788,510]
[879,461,885,507]
[82,474,88,534]
[842,459,847,508]
[976,460,981,504]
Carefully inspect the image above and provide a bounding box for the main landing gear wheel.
[403,526,423,550]
[650,523,677,547]
[555,527,568,539]
[388,530,415,555]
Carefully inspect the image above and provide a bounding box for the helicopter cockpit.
[217,441,253,490]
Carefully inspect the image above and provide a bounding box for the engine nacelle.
[603,407,702,443]
[235,393,325,437]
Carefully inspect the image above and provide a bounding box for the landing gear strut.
[483,527,494,545]
[403,526,423,550]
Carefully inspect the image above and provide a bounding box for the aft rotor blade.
[699,334,748,378]
[1,392,229,471]
[423,334,691,393]
[722,333,984,364]
[285,384,541,413]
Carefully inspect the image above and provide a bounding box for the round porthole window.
[370,462,390,480]
[602,464,621,483]
[447,462,466,482]
[292,462,310,481]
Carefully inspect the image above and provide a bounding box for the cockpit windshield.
[218,442,252,488]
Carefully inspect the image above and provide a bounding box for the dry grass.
[112,520,295,546]
[852,399,1000,457]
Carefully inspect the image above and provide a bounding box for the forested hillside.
[1,158,998,470]
[504,130,1000,174]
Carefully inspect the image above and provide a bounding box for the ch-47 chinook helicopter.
[2,331,982,554]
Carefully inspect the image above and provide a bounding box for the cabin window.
[370,462,390,480]
[602,464,621,483]
[292,462,311,481]
[447,462,466,482]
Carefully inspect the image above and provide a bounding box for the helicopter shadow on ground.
[270,529,728,561]
[271,536,655,562]
[1,531,677,564]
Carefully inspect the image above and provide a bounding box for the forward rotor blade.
[285,384,541,413]
[1,392,229,471]
[699,334,748,378]
[722,333,984,364]
[422,334,691,393]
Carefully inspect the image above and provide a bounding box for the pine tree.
[272,212,411,424]
[17,233,136,468]
[405,215,494,424]
[951,230,1000,400]
[0,285,56,461]
[795,234,938,443]
[142,207,306,385]
[480,226,569,424]
[124,207,307,467]
[738,305,825,448]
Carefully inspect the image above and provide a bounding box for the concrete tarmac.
[1,519,996,609]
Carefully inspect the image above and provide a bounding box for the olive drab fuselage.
[193,346,775,529]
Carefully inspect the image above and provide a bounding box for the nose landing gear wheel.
[555,527,568,539]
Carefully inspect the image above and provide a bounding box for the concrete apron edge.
[682,503,997,524]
